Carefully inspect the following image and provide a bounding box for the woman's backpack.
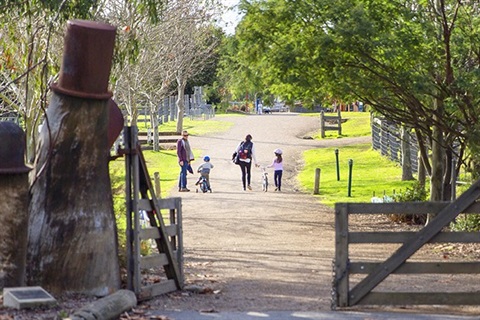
[238,141,252,160]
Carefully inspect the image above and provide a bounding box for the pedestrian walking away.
[177,130,195,192]
[267,148,283,191]
[232,134,258,191]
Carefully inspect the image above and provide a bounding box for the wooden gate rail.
[333,180,480,308]
[138,131,180,150]
[319,109,342,138]
[124,126,183,301]
[136,197,184,300]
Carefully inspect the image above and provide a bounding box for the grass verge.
[297,143,420,207]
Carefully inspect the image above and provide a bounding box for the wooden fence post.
[337,108,342,136]
[334,203,350,307]
[313,168,321,195]
[320,111,326,138]
[154,172,161,198]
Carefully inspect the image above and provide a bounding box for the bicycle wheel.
[201,180,208,193]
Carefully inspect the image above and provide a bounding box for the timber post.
[313,168,321,195]
[0,122,31,289]
[28,20,121,296]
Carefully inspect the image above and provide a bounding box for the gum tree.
[234,0,480,207]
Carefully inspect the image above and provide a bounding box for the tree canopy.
[224,0,480,198]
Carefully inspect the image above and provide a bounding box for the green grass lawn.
[154,114,237,135]
[296,111,423,207]
[297,144,420,207]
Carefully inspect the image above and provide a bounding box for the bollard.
[335,149,340,181]
[154,172,161,198]
[347,159,353,197]
[313,168,321,195]
[0,122,32,289]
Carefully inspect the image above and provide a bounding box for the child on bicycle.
[267,149,283,191]
[195,156,214,191]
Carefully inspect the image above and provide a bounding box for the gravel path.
[145,113,479,317]
[148,113,370,311]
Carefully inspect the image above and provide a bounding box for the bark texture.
[0,174,29,288]
[27,94,120,296]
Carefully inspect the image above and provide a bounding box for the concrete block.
[3,286,57,309]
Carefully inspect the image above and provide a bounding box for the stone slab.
[3,286,57,310]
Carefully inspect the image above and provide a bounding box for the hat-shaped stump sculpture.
[28,20,120,296]
[0,122,31,289]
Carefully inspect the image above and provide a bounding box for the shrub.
[390,181,428,225]
[451,214,480,232]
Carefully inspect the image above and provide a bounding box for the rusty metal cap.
[0,122,32,174]
[107,99,124,148]
[50,20,117,100]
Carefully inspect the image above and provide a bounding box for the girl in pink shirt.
[267,148,283,191]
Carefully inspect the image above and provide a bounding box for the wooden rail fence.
[320,109,342,138]
[138,130,180,150]
[333,179,480,308]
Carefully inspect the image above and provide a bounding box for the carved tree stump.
[0,174,29,288]
[28,94,120,296]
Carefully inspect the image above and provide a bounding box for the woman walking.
[233,134,258,191]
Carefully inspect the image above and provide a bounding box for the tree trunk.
[150,106,159,152]
[27,94,120,296]
[443,148,453,201]
[418,155,426,189]
[427,122,445,224]
[401,126,414,181]
[176,78,187,133]
[0,174,29,289]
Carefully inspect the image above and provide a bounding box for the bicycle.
[261,167,268,192]
[196,175,211,193]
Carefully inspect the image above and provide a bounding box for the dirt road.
[149,113,370,312]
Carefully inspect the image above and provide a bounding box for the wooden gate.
[123,126,184,300]
[333,179,480,308]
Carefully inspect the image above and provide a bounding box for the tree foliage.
[0,0,95,160]
[230,0,480,201]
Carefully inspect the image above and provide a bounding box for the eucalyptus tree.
[157,0,220,133]
[98,0,220,135]
[235,0,480,205]
[0,0,96,161]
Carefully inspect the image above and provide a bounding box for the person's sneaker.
[247,185,252,190]
[275,188,278,191]
[179,188,190,192]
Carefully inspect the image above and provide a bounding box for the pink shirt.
[267,159,283,171]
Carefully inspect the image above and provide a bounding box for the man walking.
[177,130,194,192]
